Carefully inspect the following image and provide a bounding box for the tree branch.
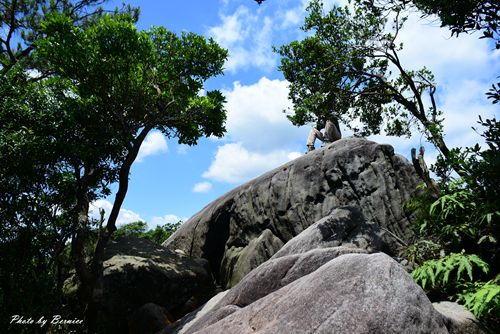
[411,146,440,198]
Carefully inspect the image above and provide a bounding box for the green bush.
[458,276,500,319]
[406,117,500,325]
[112,220,181,245]
[412,251,489,290]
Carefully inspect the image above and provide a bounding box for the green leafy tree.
[112,220,181,245]
[1,1,124,331]
[31,12,227,329]
[144,222,182,244]
[1,6,227,332]
[276,0,454,163]
[404,0,499,48]
[112,221,149,239]
[0,0,138,75]
[407,118,500,325]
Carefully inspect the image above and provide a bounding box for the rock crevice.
[164,138,420,288]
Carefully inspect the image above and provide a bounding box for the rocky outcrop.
[433,301,486,334]
[98,237,215,333]
[164,138,420,288]
[271,206,391,259]
[128,303,171,334]
[164,253,448,334]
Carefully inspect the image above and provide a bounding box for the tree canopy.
[277,0,450,158]
[1,2,227,331]
[409,0,500,48]
[277,1,499,324]
[112,220,182,245]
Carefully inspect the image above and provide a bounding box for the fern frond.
[458,278,500,318]
[412,252,489,290]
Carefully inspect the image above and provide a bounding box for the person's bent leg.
[306,128,323,152]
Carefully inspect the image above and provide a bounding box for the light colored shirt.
[323,120,341,142]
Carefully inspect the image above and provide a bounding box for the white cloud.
[279,0,346,29]
[193,181,213,193]
[136,131,168,162]
[208,6,276,72]
[150,214,186,229]
[281,8,302,28]
[177,144,189,155]
[209,6,247,46]
[224,77,309,151]
[287,151,302,160]
[440,80,498,148]
[397,14,499,82]
[377,11,500,159]
[201,76,313,185]
[90,200,186,230]
[202,142,299,183]
[90,199,144,227]
[117,209,143,226]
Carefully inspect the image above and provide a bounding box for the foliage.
[458,276,500,319]
[276,0,453,161]
[413,253,500,320]
[1,3,227,332]
[408,118,500,323]
[408,0,500,48]
[412,251,489,290]
[0,0,138,75]
[402,239,442,264]
[0,2,117,331]
[112,220,182,245]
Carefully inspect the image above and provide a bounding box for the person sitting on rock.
[306,116,341,152]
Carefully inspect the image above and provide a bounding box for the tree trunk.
[70,181,95,330]
[83,126,153,331]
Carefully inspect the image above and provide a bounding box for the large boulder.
[271,206,392,259]
[128,303,171,334]
[164,138,420,288]
[165,253,448,334]
[433,301,486,334]
[98,237,215,333]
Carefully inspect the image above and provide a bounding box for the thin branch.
[5,0,18,62]
[388,48,427,120]
[411,146,440,198]
[429,85,438,123]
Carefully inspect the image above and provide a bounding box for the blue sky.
[90,0,499,228]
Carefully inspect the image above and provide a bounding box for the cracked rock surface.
[163,253,448,334]
[163,137,420,288]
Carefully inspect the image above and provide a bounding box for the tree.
[31,12,227,329]
[112,220,182,245]
[1,7,227,332]
[406,117,500,326]
[277,0,453,161]
[0,67,77,333]
[407,0,499,48]
[0,0,139,76]
[0,2,124,331]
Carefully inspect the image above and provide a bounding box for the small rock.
[433,301,486,334]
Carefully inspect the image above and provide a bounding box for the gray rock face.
[164,138,419,288]
[271,206,391,259]
[168,253,448,334]
[433,301,486,334]
[99,237,215,333]
[165,291,229,334]
[128,303,171,334]
[164,247,366,334]
[221,228,284,287]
